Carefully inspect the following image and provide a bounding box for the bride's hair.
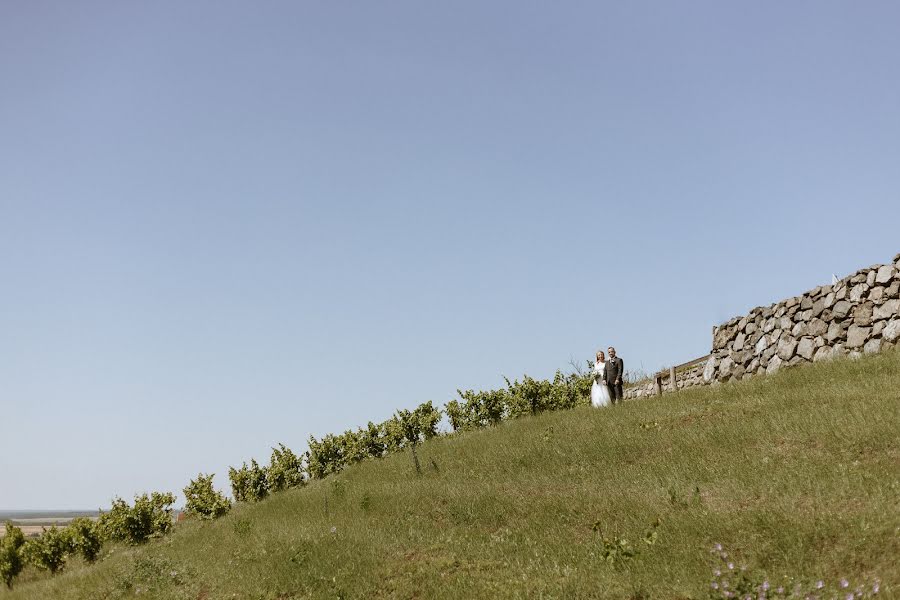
[596,350,605,362]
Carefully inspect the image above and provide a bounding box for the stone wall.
[704,252,900,383]
[625,360,708,400]
[623,252,900,398]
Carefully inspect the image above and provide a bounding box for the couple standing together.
[591,347,624,408]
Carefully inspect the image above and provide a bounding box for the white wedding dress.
[591,361,611,408]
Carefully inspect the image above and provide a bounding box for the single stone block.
[875,265,896,284]
[883,319,900,343]
[733,332,746,351]
[807,318,828,337]
[718,356,734,378]
[810,298,825,318]
[703,356,717,382]
[813,346,833,362]
[853,302,874,326]
[777,338,798,360]
[866,269,877,287]
[755,335,768,355]
[832,301,852,319]
[873,299,900,321]
[825,322,845,343]
[846,325,871,349]
[797,337,815,360]
[863,338,882,354]
[766,355,783,375]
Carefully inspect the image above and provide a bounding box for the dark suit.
[604,356,624,404]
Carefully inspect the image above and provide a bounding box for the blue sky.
[2,1,899,509]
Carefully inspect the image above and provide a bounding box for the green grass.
[5,350,899,599]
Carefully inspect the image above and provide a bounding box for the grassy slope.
[5,350,899,599]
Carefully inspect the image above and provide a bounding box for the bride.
[591,350,611,408]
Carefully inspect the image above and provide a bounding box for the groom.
[604,346,624,405]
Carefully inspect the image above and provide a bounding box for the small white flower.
[330,526,337,534]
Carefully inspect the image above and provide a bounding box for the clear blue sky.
[2,2,899,510]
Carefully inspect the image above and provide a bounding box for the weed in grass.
[591,519,660,567]
[542,425,554,442]
[231,518,251,538]
[329,478,347,499]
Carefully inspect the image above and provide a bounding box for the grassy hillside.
[5,350,899,599]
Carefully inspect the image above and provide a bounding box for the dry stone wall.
[624,361,707,400]
[624,252,900,399]
[704,252,900,383]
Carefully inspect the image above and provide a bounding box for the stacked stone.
[676,363,707,390]
[704,253,900,383]
[623,361,708,400]
[624,380,656,400]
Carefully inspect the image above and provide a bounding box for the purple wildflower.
[712,582,719,590]
[728,562,735,570]
[873,582,880,594]
[816,581,824,589]
[841,579,849,588]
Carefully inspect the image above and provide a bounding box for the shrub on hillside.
[0,523,26,589]
[412,401,441,440]
[306,434,345,479]
[183,473,231,520]
[357,421,387,459]
[67,517,102,563]
[505,375,555,417]
[24,526,74,574]
[447,388,509,430]
[267,444,305,492]
[99,492,176,544]
[228,459,268,502]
